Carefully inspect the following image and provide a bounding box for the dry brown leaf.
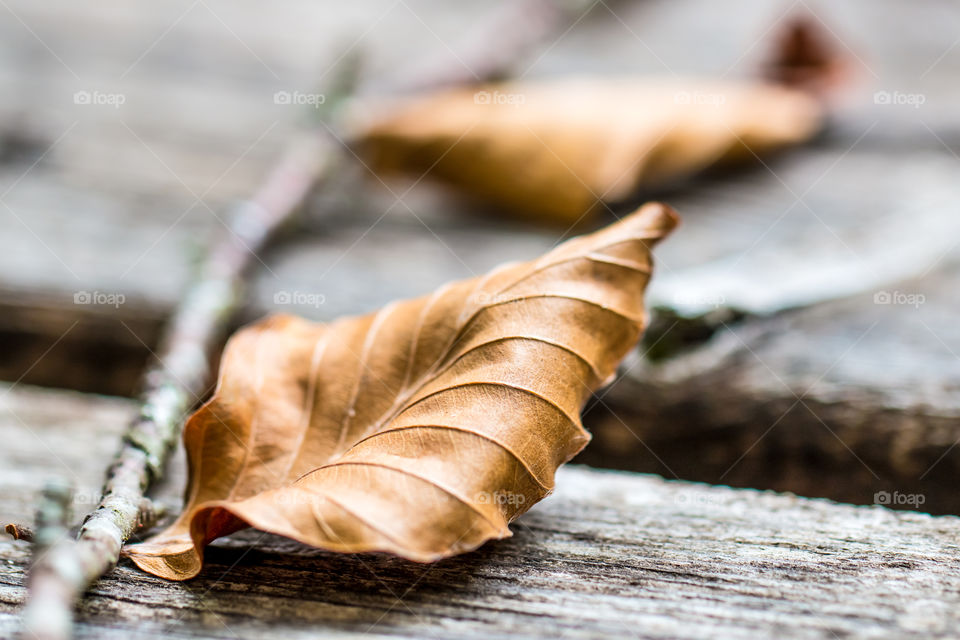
[354,78,822,224]
[125,202,678,580]
[762,16,851,100]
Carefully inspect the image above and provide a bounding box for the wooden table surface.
[1,1,959,637]
[3,384,960,639]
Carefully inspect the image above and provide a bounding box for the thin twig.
[16,1,593,638]
[19,139,330,640]
[21,480,73,639]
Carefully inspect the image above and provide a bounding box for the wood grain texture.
[4,143,960,517]
[4,145,960,515]
[2,384,960,639]
[1,3,960,618]
[591,259,960,514]
[1,0,958,329]
[2,0,958,392]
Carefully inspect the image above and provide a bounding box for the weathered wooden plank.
[592,257,960,514]
[646,149,960,316]
[5,145,960,510]
[1,384,960,639]
[2,0,958,325]
[3,0,960,516]
[4,142,959,379]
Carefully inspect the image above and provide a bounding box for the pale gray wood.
[2,0,958,388]
[1,0,959,529]
[6,142,960,511]
[2,384,960,640]
[593,258,960,513]
[1,0,956,316]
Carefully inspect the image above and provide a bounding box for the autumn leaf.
[354,78,822,224]
[762,16,850,100]
[124,202,678,580]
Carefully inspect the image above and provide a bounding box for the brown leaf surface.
[125,203,678,580]
[354,78,822,224]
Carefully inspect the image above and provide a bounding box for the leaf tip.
[123,539,203,581]
[623,201,681,244]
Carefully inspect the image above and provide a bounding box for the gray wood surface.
[2,4,960,635]
[2,0,958,377]
[2,384,960,640]
[582,146,960,513]
[2,0,959,514]
[591,258,960,513]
